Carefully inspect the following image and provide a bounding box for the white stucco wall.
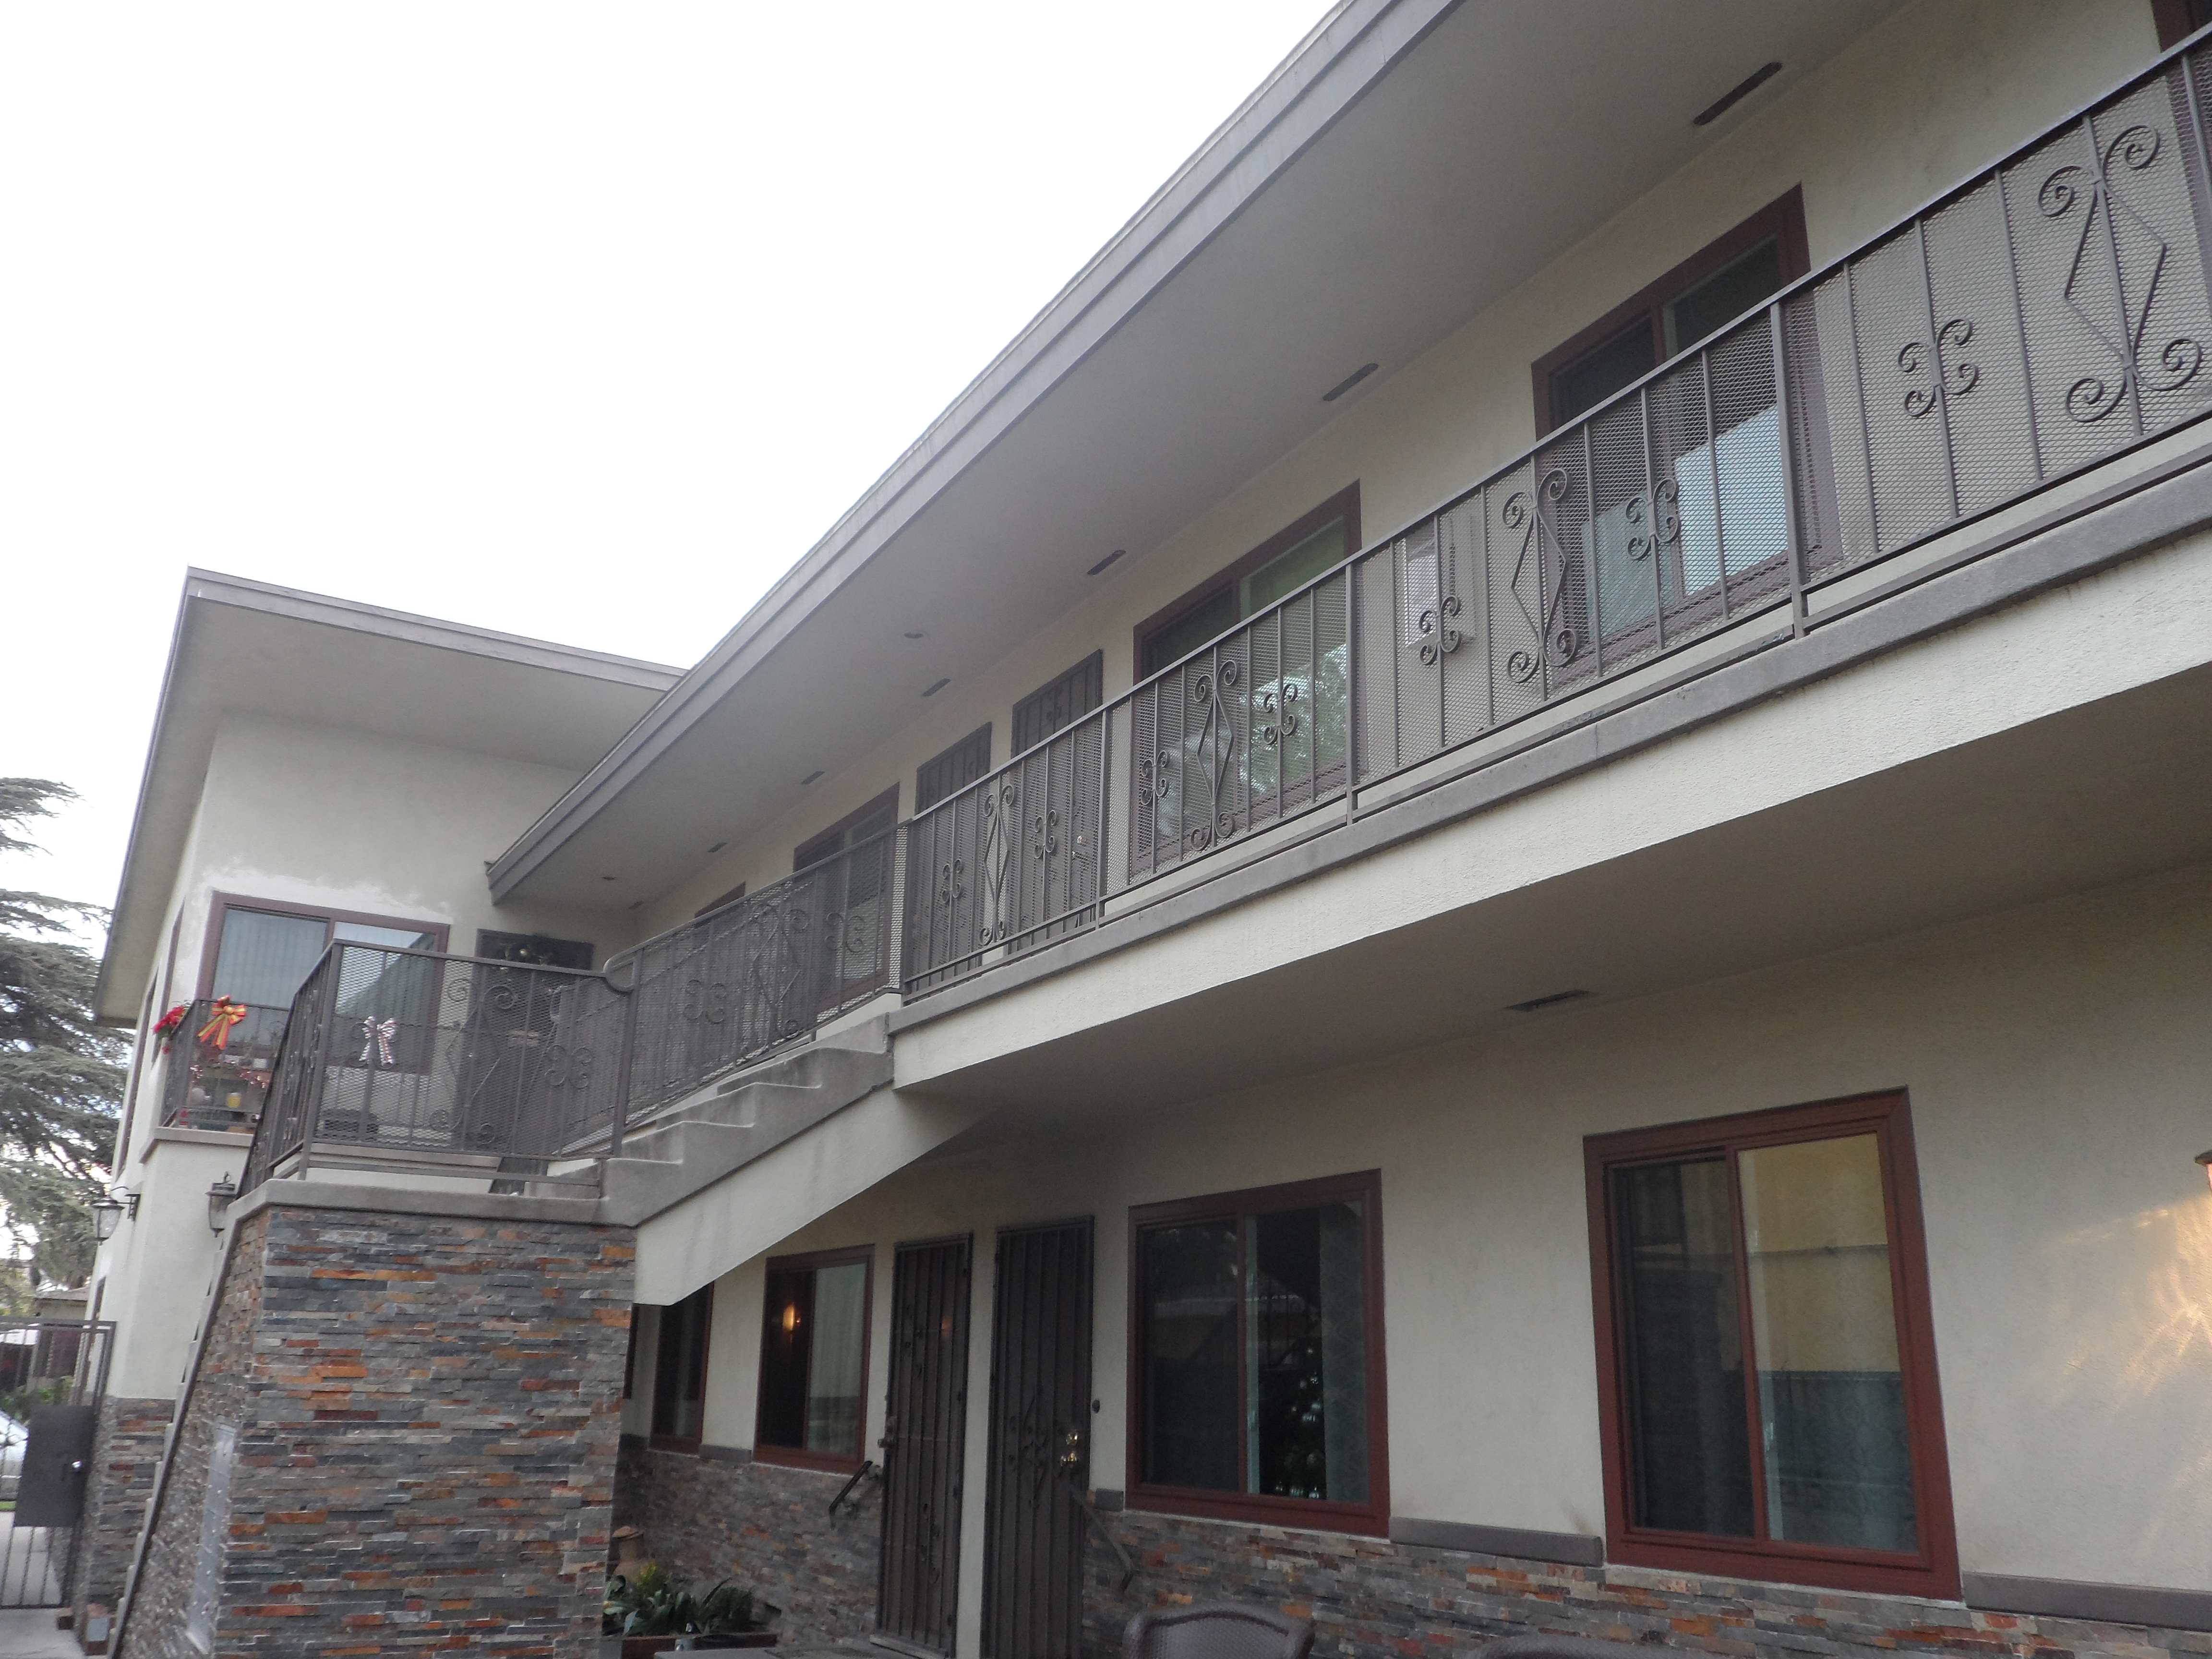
[96,709,643,1401]
[638,0,2157,940]
[663,860,2212,1649]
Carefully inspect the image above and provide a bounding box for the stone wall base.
[613,1437,883,1646]
[119,1202,634,1659]
[1080,1512,2212,1659]
[72,1395,175,1632]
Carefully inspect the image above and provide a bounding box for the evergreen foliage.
[0,780,124,1287]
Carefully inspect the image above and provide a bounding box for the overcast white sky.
[0,1,1333,945]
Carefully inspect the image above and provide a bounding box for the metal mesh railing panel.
[159,999,289,1133]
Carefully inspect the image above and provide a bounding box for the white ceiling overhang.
[491,0,1908,910]
[93,571,680,1021]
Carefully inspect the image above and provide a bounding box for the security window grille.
[1586,1092,1958,1598]
[1535,188,1808,434]
[650,1285,712,1449]
[795,787,898,871]
[1011,653,1104,756]
[1135,487,1359,681]
[1130,1171,1386,1534]
[474,929,594,970]
[916,725,992,811]
[757,1247,873,1469]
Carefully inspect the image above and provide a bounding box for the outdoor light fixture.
[207,1174,238,1233]
[91,1189,136,1242]
[781,1303,800,1335]
[2197,1149,2212,1192]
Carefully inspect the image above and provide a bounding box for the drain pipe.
[107,1192,250,1655]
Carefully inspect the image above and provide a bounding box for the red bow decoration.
[153,1003,190,1053]
[196,998,250,1052]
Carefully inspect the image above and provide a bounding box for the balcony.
[159,998,290,1133]
[243,36,2212,1195]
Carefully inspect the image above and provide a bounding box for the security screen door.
[877,1237,972,1657]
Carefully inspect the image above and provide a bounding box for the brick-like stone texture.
[121,1203,633,1659]
[73,1394,176,1628]
[1082,1512,2212,1659]
[613,1436,883,1645]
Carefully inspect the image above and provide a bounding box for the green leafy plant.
[603,1562,756,1637]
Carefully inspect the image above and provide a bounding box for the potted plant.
[604,1564,774,1656]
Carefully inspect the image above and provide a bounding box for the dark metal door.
[982,1219,1093,1659]
[0,1318,112,1609]
[877,1236,972,1657]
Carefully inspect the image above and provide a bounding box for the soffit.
[496,0,1908,909]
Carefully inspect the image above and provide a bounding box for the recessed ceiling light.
[1087,549,1125,577]
[801,770,824,785]
[1322,363,1378,402]
[600,875,617,882]
[903,630,926,639]
[707,841,726,854]
[627,900,644,911]
[1694,61,1780,126]
[923,678,950,697]
[1505,988,1592,1014]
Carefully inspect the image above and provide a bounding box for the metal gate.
[876,1236,972,1658]
[0,1318,113,1609]
[981,1220,1093,1659]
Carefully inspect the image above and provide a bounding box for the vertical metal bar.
[1481,482,1497,730]
[1845,256,1883,556]
[606,975,634,1160]
[1913,216,1964,521]
[1700,350,1731,618]
[1344,561,1361,821]
[1095,704,1113,918]
[303,948,342,1183]
[2081,108,2148,437]
[1994,166,2048,482]
[1768,301,1810,637]
[1581,421,1604,674]
[2175,51,2212,335]
[1643,385,1667,649]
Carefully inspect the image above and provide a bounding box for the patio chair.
[1125,1603,1313,1659]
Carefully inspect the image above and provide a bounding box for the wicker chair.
[1125,1604,1314,1659]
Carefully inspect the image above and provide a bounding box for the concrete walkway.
[0,1609,79,1658]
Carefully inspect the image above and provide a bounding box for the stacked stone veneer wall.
[120,1201,634,1659]
[1080,1512,2212,1659]
[72,1395,176,1629]
[613,1436,883,1644]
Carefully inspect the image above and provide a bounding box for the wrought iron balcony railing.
[239,36,2212,1196]
[158,999,290,1133]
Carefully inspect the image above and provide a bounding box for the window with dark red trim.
[1127,1170,1387,1535]
[199,892,448,1004]
[2153,0,2212,48]
[1011,654,1104,756]
[1533,188,1809,435]
[794,786,899,872]
[650,1285,713,1451]
[1133,486,1360,682]
[756,1245,874,1471]
[916,726,993,812]
[1584,1092,1958,1598]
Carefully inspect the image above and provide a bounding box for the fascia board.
[486,0,1465,903]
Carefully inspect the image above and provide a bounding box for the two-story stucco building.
[79,2,2212,1656]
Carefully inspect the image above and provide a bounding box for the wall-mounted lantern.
[91,1189,138,1242]
[207,1174,239,1233]
[2197,1149,2212,1192]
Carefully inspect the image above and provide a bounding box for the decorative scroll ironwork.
[1504,469,1577,684]
[2040,121,2203,425]
[1900,317,1981,417]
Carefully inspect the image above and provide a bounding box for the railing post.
[303,948,342,1183]
[1769,299,1810,638]
[1344,562,1360,825]
[607,974,635,1161]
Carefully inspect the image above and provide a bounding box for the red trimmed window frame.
[753,1243,877,1475]
[1583,1090,1960,1599]
[197,891,450,999]
[1125,1169,1390,1537]
[1531,187,1810,437]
